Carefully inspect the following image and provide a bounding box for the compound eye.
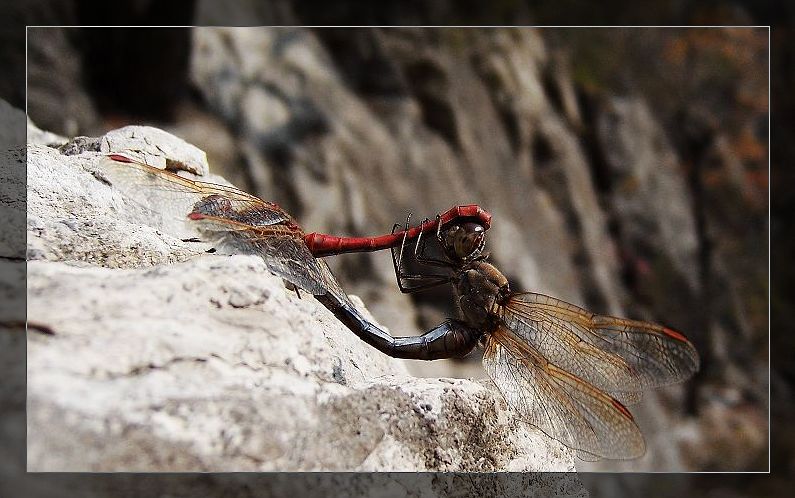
[441,224,462,249]
[443,222,484,260]
[458,223,484,257]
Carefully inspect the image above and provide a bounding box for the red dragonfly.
[98,154,490,259]
[381,220,700,460]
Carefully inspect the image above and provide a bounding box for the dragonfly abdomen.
[316,292,480,361]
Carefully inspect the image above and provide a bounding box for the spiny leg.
[394,274,451,293]
[414,216,453,268]
[390,215,449,293]
[390,216,412,291]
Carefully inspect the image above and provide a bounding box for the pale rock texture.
[99,125,210,176]
[15,18,772,494]
[26,125,579,481]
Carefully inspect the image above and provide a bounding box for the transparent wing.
[482,326,646,460]
[498,293,699,402]
[191,214,349,301]
[95,155,349,300]
[94,155,290,238]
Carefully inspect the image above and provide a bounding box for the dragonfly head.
[440,222,486,262]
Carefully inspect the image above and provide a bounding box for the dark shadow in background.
[1,0,789,497]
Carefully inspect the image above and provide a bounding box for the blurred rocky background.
[2,0,784,494]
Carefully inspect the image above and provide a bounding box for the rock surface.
[26,129,578,476]
[22,24,769,475]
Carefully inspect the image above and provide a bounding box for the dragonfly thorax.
[454,260,509,329]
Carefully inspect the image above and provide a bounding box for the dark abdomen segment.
[316,293,481,360]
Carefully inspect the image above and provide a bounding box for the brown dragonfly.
[96,153,698,460]
[375,219,700,460]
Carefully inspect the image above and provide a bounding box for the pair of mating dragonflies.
[95,153,699,461]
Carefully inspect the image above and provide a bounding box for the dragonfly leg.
[390,219,410,287]
[414,217,453,268]
[390,217,453,292]
[316,293,480,360]
[394,274,450,293]
[390,222,451,292]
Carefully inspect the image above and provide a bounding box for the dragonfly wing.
[252,236,341,298]
[498,293,699,396]
[95,156,290,238]
[193,216,349,300]
[96,155,351,302]
[482,326,646,460]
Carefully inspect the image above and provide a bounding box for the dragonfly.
[351,218,700,460]
[98,154,491,258]
[94,153,492,355]
[96,153,698,460]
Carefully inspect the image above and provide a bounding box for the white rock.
[99,125,210,176]
[26,126,577,476]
